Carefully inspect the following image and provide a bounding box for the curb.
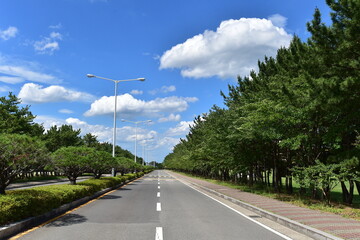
[185,180,343,240]
[0,177,138,240]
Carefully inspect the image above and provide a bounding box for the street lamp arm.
[87,74,145,83]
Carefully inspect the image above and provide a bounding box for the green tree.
[82,133,99,148]
[86,150,115,179]
[0,134,49,194]
[0,92,39,135]
[52,146,92,184]
[43,125,82,152]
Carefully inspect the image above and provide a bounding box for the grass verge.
[176,171,360,221]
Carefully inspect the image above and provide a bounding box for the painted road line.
[157,192,160,197]
[157,202,161,211]
[158,186,160,189]
[169,173,292,240]
[9,177,143,240]
[155,227,163,240]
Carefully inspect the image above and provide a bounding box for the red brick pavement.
[170,171,360,240]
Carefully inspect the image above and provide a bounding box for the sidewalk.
[170,171,360,240]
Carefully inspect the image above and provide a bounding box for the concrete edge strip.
[169,172,343,240]
[0,176,143,240]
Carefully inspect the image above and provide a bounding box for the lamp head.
[138,78,145,81]
[87,74,95,78]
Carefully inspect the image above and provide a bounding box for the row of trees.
[164,0,360,204]
[0,93,151,194]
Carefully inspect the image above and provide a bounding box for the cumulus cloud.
[0,26,18,40]
[160,16,292,79]
[0,64,61,84]
[18,83,95,103]
[34,32,63,55]
[84,93,198,117]
[130,89,143,95]
[166,121,194,136]
[158,113,181,123]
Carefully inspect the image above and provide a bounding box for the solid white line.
[169,173,292,240]
[157,202,161,211]
[157,192,160,197]
[155,227,163,240]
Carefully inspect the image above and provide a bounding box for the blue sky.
[0,0,331,163]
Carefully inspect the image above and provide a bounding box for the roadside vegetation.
[0,93,154,195]
[0,172,148,225]
[164,0,360,209]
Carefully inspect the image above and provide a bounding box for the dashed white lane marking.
[157,202,161,211]
[155,227,163,240]
[158,186,160,189]
[157,192,160,197]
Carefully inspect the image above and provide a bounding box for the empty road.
[12,170,292,240]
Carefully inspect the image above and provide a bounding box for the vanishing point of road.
[11,170,308,240]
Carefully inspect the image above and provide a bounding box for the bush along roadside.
[0,172,147,226]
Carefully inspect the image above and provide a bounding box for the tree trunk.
[355,180,360,196]
[341,181,350,204]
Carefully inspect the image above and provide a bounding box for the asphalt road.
[13,170,290,240]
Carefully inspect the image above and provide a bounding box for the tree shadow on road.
[46,213,87,227]
[98,195,122,200]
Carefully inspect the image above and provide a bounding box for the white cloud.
[18,83,95,103]
[268,14,287,28]
[130,89,143,95]
[0,26,18,40]
[166,121,194,136]
[158,113,181,123]
[149,85,176,95]
[59,109,74,114]
[0,58,62,84]
[84,93,198,117]
[160,17,292,79]
[34,32,63,55]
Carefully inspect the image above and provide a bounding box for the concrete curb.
[186,180,343,240]
[0,178,137,240]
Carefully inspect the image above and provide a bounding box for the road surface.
[12,170,294,240]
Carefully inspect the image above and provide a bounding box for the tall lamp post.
[121,119,152,163]
[87,74,145,176]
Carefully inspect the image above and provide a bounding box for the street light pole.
[121,119,152,163]
[87,74,145,176]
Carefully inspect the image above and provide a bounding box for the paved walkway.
[170,171,360,240]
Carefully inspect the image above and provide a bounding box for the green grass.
[176,171,360,221]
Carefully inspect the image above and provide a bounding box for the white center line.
[157,192,160,197]
[155,227,163,240]
[156,202,161,211]
[158,186,160,189]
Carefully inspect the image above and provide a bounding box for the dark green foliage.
[43,125,82,152]
[164,0,360,204]
[0,174,144,225]
[0,93,39,135]
[0,134,49,194]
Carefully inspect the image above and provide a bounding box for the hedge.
[0,173,145,225]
